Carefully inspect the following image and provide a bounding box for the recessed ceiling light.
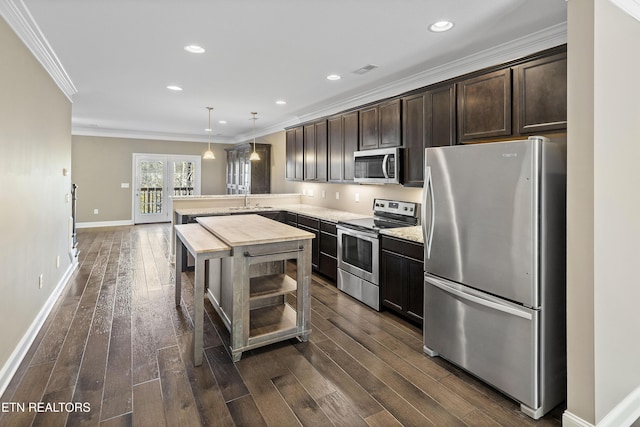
[218,120,227,124]
[166,85,183,91]
[275,100,287,105]
[184,45,205,54]
[429,20,454,32]
[204,128,212,132]
[326,74,341,81]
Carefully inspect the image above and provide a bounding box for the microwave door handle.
[382,154,390,179]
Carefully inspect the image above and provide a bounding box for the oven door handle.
[337,227,378,243]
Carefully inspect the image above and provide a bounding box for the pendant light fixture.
[249,112,260,161]
[203,107,215,160]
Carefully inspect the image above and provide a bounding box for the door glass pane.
[173,161,195,196]
[342,234,372,273]
[139,160,164,215]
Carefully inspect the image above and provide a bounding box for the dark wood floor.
[1,224,563,426]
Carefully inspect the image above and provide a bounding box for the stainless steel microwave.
[353,147,401,184]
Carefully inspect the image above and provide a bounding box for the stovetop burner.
[338,198,419,233]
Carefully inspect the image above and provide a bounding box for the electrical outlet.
[56,255,60,269]
[93,209,99,214]
[355,193,360,202]
[302,189,307,196]
[308,189,314,197]
[321,190,326,198]
[121,183,130,188]
[38,274,43,289]
[335,192,340,200]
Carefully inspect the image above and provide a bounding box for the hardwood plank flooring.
[0,224,564,426]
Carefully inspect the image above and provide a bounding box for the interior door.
[134,154,201,224]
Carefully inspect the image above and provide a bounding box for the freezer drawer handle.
[428,277,533,320]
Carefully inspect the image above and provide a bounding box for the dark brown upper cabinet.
[402,84,455,187]
[457,68,512,143]
[359,99,401,150]
[303,120,327,182]
[285,126,304,181]
[303,123,316,181]
[285,128,296,180]
[513,52,567,134]
[328,111,358,182]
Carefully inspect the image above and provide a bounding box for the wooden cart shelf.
[250,274,297,300]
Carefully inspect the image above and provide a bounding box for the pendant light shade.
[203,107,215,160]
[249,112,260,161]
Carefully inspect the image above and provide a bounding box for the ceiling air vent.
[352,64,379,75]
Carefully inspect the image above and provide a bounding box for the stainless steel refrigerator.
[421,136,566,419]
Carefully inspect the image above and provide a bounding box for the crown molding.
[609,0,640,21]
[296,22,567,124]
[72,125,236,144]
[0,0,77,101]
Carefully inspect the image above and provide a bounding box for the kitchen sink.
[227,206,273,211]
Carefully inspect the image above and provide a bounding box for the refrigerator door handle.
[426,276,533,320]
[422,166,435,259]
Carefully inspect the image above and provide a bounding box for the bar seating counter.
[196,214,314,362]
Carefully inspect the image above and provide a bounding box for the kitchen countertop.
[197,214,314,246]
[175,203,370,224]
[380,226,424,244]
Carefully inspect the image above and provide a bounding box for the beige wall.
[567,0,640,424]
[0,17,73,382]
[72,135,233,223]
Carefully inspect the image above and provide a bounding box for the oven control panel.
[373,198,419,218]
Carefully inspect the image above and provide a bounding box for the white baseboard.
[563,386,640,427]
[598,386,640,427]
[563,411,595,427]
[0,260,78,398]
[77,219,134,229]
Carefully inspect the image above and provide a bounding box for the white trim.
[609,0,640,21]
[233,22,567,142]
[563,411,595,427]
[75,22,563,145]
[77,219,135,229]
[0,260,78,398]
[562,387,640,427]
[72,126,236,144]
[0,0,77,101]
[598,386,640,427]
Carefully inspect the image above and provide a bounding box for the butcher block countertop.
[197,214,314,246]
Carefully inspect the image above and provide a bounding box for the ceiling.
[19,0,567,144]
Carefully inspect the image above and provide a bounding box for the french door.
[133,154,201,224]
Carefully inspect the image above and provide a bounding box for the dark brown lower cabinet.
[318,221,337,282]
[297,215,319,270]
[380,236,424,326]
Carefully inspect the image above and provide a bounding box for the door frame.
[132,153,202,224]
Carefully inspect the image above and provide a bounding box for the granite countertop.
[175,203,369,224]
[380,226,424,244]
[171,193,301,201]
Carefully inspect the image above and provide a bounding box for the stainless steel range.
[337,198,419,310]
